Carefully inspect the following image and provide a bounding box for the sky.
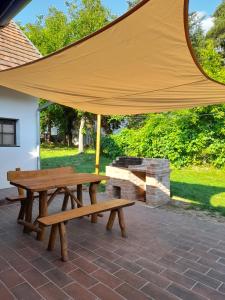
[15,0,128,24]
[15,0,223,26]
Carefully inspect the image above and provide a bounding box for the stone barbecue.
[106,157,171,207]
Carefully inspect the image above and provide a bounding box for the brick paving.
[0,189,225,299]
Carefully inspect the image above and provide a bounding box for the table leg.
[23,190,34,233]
[89,181,100,223]
[37,191,48,241]
[77,184,83,207]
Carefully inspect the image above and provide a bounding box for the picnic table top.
[10,173,109,192]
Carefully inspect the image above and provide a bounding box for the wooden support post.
[117,208,127,238]
[106,210,117,231]
[47,188,62,207]
[15,168,26,222]
[18,220,41,233]
[89,182,99,223]
[23,190,34,233]
[62,192,70,224]
[77,184,83,207]
[48,224,58,251]
[58,222,68,262]
[95,114,101,175]
[37,191,48,241]
[62,193,69,211]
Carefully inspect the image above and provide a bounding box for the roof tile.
[0,21,41,70]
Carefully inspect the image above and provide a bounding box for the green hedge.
[101,106,225,168]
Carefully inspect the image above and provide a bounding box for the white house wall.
[0,87,39,189]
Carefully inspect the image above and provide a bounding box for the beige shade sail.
[0,0,225,115]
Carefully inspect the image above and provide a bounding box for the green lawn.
[41,146,225,215]
[171,167,225,215]
[41,146,112,174]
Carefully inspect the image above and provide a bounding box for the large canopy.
[0,0,225,115]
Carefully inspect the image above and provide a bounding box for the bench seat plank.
[6,195,27,202]
[6,186,78,202]
[38,199,134,226]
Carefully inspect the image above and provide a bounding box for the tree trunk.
[78,117,85,153]
[63,134,67,145]
[68,132,73,147]
[47,122,51,143]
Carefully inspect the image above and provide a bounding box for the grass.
[41,146,225,216]
[41,146,112,174]
[171,167,225,215]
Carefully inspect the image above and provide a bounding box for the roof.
[0,0,31,28]
[0,0,225,115]
[0,21,41,71]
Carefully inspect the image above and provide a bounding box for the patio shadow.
[171,181,225,214]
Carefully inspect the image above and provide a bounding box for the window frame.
[0,118,18,147]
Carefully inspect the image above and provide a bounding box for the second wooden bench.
[38,199,135,261]
[7,167,77,221]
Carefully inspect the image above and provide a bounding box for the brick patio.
[0,190,225,299]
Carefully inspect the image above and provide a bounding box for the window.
[0,119,17,146]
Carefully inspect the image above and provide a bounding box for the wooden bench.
[38,199,135,261]
[7,167,76,221]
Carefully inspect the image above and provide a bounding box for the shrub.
[101,106,225,168]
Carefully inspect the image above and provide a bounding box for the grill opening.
[112,186,121,199]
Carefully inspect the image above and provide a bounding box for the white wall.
[0,87,39,189]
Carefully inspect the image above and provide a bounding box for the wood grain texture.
[118,208,127,238]
[37,191,48,241]
[48,224,58,251]
[7,166,74,181]
[77,184,83,207]
[89,182,100,223]
[106,210,117,231]
[58,222,68,262]
[23,190,34,233]
[10,173,108,192]
[7,167,76,201]
[6,195,27,202]
[62,193,69,211]
[38,199,135,226]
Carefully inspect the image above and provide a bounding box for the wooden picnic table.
[10,173,108,241]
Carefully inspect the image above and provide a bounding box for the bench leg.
[37,191,48,241]
[106,210,117,231]
[48,224,58,251]
[58,222,68,262]
[117,208,127,238]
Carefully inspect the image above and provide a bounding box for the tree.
[67,0,112,41]
[22,0,114,147]
[22,7,76,145]
[199,39,225,83]
[127,0,140,9]
[22,7,71,55]
[65,0,114,151]
[189,12,205,61]
[207,0,225,58]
